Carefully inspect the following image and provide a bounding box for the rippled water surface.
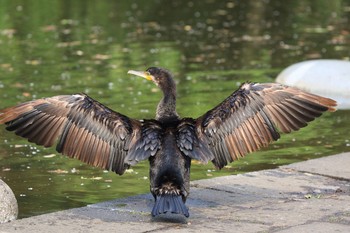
[0,0,349,218]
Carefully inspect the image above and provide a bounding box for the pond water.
[0,0,349,218]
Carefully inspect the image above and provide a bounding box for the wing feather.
[195,82,336,169]
[0,93,161,175]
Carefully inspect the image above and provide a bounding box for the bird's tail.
[152,194,189,217]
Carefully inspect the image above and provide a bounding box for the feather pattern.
[125,119,161,165]
[0,93,158,175]
[176,118,214,163]
[195,82,337,169]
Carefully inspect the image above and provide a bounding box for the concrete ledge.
[281,152,350,180]
[1,153,349,232]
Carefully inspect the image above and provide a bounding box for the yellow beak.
[127,70,153,81]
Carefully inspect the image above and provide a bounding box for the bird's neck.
[156,88,179,123]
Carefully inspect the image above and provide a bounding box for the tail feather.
[152,194,189,217]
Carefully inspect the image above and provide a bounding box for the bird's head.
[128,67,175,93]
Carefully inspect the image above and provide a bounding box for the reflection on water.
[0,0,349,218]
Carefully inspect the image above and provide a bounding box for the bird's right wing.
[0,94,161,175]
[193,82,336,169]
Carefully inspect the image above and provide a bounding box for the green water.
[0,0,349,218]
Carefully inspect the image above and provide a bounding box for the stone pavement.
[1,152,349,233]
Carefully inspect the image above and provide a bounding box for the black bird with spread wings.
[0,67,336,217]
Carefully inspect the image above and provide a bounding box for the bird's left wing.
[0,94,158,175]
[194,82,336,169]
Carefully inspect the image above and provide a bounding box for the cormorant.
[0,67,336,217]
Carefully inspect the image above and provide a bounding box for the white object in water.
[276,59,350,109]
